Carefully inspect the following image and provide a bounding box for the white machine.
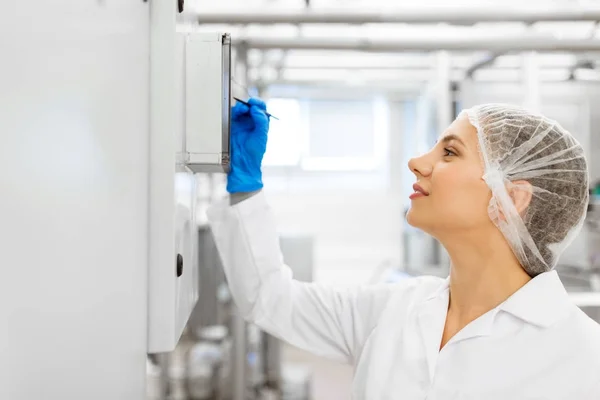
[148,30,232,353]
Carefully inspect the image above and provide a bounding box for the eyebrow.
[439,134,466,147]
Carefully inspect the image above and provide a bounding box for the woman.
[208,99,600,399]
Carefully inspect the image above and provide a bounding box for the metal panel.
[148,23,200,354]
[0,0,150,398]
[184,32,232,173]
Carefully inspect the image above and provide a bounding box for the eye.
[443,148,457,157]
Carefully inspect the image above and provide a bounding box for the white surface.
[0,1,149,399]
[207,191,600,399]
[184,32,231,172]
[147,2,200,353]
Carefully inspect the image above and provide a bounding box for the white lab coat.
[207,192,600,399]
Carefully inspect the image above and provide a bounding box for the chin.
[406,208,423,228]
[406,208,436,235]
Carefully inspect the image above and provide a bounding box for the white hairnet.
[463,104,589,277]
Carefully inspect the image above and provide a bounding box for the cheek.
[433,165,491,221]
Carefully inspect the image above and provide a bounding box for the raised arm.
[207,190,401,362]
[207,98,404,362]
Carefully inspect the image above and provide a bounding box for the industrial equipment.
[148,31,232,353]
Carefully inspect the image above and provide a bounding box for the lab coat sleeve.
[206,191,400,363]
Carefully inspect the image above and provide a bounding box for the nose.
[408,154,432,177]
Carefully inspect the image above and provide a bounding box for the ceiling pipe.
[263,72,572,87]
[198,8,600,25]
[255,61,574,70]
[465,52,506,78]
[233,36,600,52]
[568,22,599,80]
[265,79,425,90]
[568,58,596,80]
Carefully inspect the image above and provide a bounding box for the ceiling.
[183,0,600,89]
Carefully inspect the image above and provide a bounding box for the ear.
[494,180,533,222]
[508,180,533,216]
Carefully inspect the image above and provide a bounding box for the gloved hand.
[227,97,270,194]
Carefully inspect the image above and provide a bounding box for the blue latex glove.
[227,97,270,194]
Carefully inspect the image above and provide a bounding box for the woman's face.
[406,113,492,237]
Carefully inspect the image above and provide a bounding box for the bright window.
[301,97,388,171]
[262,98,303,167]
[262,96,388,171]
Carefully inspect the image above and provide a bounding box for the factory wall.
[261,100,408,287]
[265,189,404,286]
[0,2,150,399]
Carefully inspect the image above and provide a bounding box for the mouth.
[410,183,429,200]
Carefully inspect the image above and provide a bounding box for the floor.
[281,344,353,400]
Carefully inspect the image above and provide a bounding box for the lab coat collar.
[424,277,450,302]
[498,270,572,328]
[417,280,450,381]
[421,277,498,339]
